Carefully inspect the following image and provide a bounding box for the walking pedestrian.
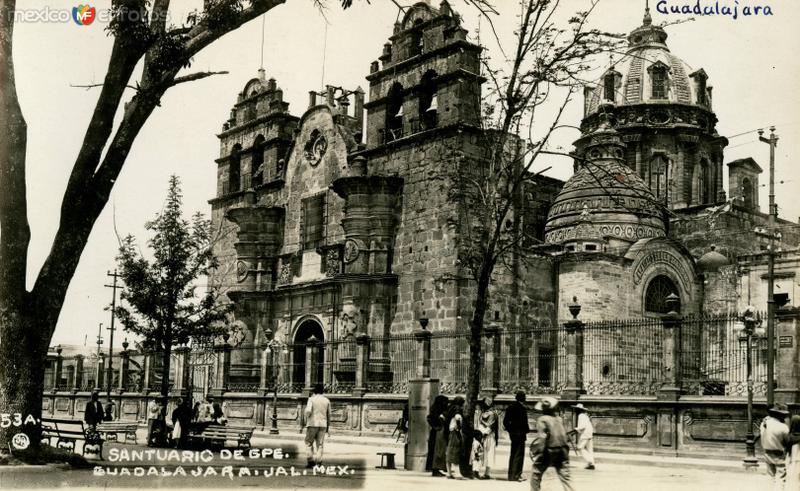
[760,403,790,491]
[476,396,498,479]
[529,397,574,491]
[571,403,595,470]
[786,415,800,490]
[304,383,331,468]
[426,394,449,477]
[445,396,465,479]
[503,390,530,481]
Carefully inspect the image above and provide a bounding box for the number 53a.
[1,413,28,428]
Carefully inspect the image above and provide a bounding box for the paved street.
[0,432,776,490]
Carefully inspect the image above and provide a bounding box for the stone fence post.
[659,294,682,401]
[354,334,371,396]
[407,317,439,471]
[562,298,584,400]
[212,338,232,396]
[118,347,131,392]
[483,324,501,396]
[95,354,105,391]
[173,346,191,396]
[304,336,321,395]
[54,347,63,390]
[73,355,84,392]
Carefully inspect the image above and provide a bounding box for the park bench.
[40,417,103,458]
[188,424,255,449]
[96,421,139,444]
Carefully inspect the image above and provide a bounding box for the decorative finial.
[643,0,652,25]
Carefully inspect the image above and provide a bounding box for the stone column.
[483,324,501,397]
[659,294,683,401]
[73,355,84,392]
[354,334,371,396]
[407,317,439,471]
[775,307,800,405]
[259,344,270,396]
[562,298,585,400]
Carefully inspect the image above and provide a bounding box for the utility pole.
[758,126,779,406]
[105,270,122,404]
[96,322,103,357]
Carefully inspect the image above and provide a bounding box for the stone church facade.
[207,2,800,395]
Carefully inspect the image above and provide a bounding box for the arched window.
[228,144,241,193]
[251,135,265,186]
[604,73,615,102]
[742,177,753,209]
[418,70,438,131]
[385,83,404,142]
[645,275,679,314]
[649,155,668,201]
[699,158,710,203]
[409,27,423,57]
[651,65,668,99]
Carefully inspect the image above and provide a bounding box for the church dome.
[544,120,666,246]
[696,245,729,272]
[584,9,712,117]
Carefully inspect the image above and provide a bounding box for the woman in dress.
[787,414,800,490]
[426,395,449,477]
[476,397,499,479]
[445,396,465,479]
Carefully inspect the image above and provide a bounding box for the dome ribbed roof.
[585,12,710,116]
[544,122,666,246]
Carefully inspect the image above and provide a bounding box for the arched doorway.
[293,319,325,388]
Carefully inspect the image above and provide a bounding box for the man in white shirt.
[304,384,331,468]
[572,403,595,470]
[760,403,790,490]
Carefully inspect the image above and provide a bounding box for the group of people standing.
[145,395,227,448]
[425,392,594,489]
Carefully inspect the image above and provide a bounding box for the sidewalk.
[256,429,758,474]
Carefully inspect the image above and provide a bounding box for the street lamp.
[735,306,766,468]
[263,328,288,435]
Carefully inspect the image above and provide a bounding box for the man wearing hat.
[760,403,790,489]
[529,397,573,491]
[503,391,530,481]
[571,404,595,470]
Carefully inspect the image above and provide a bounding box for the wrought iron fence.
[42,312,768,399]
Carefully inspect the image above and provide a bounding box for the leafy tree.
[0,0,356,452]
[114,175,230,401]
[450,0,624,472]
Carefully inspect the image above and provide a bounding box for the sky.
[8,0,800,349]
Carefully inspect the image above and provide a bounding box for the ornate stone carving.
[235,260,249,283]
[343,239,360,264]
[277,262,292,286]
[325,248,340,277]
[340,306,361,339]
[303,129,327,167]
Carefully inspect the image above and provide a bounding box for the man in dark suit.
[84,392,105,429]
[503,391,530,482]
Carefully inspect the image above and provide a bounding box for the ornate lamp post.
[263,328,287,435]
[735,305,765,468]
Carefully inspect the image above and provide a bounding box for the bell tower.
[364,1,483,147]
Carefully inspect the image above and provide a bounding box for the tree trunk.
[160,340,172,403]
[0,308,52,453]
[460,266,492,475]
